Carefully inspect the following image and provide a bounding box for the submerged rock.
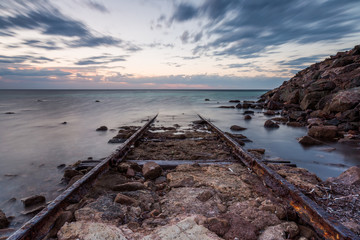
[0,210,9,229]
[244,115,252,120]
[96,126,108,131]
[264,120,279,128]
[298,136,323,145]
[21,195,46,208]
[230,125,247,131]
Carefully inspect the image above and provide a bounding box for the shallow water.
[0,89,359,228]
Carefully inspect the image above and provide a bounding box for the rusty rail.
[198,114,358,240]
[8,114,158,240]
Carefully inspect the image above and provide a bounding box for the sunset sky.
[1,0,360,89]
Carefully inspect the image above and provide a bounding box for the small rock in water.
[193,120,206,125]
[264,120,279,128]
[0,209,9,229]
[244,115,252,120]
[57,164,66,169]
[21,205,45,215]
[230,125,247,131]
[4,112,15,114]
[229,100,240,103]
[204,98,210,101]
[96,126,108,131]
[21,195,46,208]
[61,122,67,125]
[243,110,254,115]
[63,169,82,180]
[95,100,100,102]
[298,135,323,145]
[264,110,276,116]
[248,148,265,154]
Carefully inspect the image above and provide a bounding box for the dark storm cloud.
[171,3,198,22]
[0,55,53,64]
[75,55,127,65]
[85,0,109,13]
[168,0,360,62]
[278,55,327,67]
[0,68,71,77]
[0,1,137,49]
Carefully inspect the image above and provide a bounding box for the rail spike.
[198,113,359,240]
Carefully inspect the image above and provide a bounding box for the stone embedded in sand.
[21,195,46,208]
[264,120,279,128]
[298,135,323,145]
[142,162,162,180]
[114,193,137,206]
[96,126,108,131]
[308,125,339,139]
[0,209,9,229]
[112,182,146,192]
[230,125,246,131]
[57,221,127,240]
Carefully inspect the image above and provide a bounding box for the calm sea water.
[0,89,359,228]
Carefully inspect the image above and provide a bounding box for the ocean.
[0,89,359,227]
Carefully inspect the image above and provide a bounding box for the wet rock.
[57,221,127,240]
[67,175,83,188]
[142,162,162,180]
[266,100,282,110]
[114,193,138,206]
[0,210,9,229]
[247,148,265,154]
[21,205,45,215]
[95,100,100,102]
[61,121,67,124]
[196,190,213,202]
[205,217,230,237]
[264,120,279,128]
[63,169,82,180]
[259,222,299,240]
[298,135,323,145]
[229,100,240,103]
[243,110,254,114]
[219,106,235,109]
[96,126,108,131]
[4,112,15,114]
[307,117,323,126]
[142,216,222,240]
[286,122,304,127]
[205,98,210,101]
[235,103,242,108]
[264,110,276,116]
[21,195,46,208]
[326,166,360,186]
[230,125,246,131]
[193,120,206,124]
[112,182,146,191]
[244,115,252,120]
[300,92,326,110]
[308,125,339,139]
[271,117,288,122]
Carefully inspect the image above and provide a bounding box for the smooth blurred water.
[0,89,359,227]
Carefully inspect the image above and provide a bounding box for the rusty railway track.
[7,113,358,240]
[7,114,158,240]
[198,114,358,240]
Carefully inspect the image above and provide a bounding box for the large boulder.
[308,126,339,139]
[142,162,162,180]
[324,88,360,113]
[300,92,326,110]
[0,209,9,229]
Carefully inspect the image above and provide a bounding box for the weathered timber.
[7,114,158,240]
[125,159,236,169]
[198,114,358,240]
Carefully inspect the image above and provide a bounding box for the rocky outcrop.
[259,45,360,141]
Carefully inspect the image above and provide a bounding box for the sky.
[0,0,360,89]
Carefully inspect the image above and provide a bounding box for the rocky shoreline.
[258,45,360,146]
